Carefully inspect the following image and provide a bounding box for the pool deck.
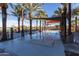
[65,32,79,55]
[0,31,65,56]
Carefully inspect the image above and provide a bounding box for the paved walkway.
[65,32,79,54]
[0,30,65,56]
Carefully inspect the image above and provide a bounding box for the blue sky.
[0,3,79,27]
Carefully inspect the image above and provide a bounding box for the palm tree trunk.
[61,5,67,42]
[21,18,24,37]
[75,17,77,32]
[29,12,32,39]
[64,7,67,40]
[1,4,7,41]
[21,10,24,37]
[40,20,41,32]
[42,20,44,31]
[68,3,72,35]
[60,13,63,39]
[39,19,42,39]
[44,20,46,31]
[41,20,43,31]
[36,20,38,30]
[18,16,20,33]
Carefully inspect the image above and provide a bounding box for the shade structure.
[32,16,61,20]
[46,20,60,24]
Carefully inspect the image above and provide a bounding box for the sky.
[0,3,79,27]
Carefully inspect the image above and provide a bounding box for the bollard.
[10,27,13,39]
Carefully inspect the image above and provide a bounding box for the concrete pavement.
[0,30,65,56]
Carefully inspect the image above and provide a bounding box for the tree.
[21,9,26,37]
[0,3,8,41]
[54,7,62,16]
[11,4,23,33]
[35,10,48,32]
[75,17,77,32]
[22,3,43,36]
[72,7,79,32]
[34,13,39,31]
[54,7,63,31]
[60,3,67,42]
[68,3,72,35]
[72,8,79,16]
[54,4,67,42]
[36,19,38,30]
[11,4,27,37]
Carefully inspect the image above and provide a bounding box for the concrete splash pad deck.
[0,31,65,56]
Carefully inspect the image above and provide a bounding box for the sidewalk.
[64,32,79,55]
[0,31,65,56]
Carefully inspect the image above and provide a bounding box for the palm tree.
[11,4,27,37]
[44,20,47,31]
[64,3,78,35]
[54,7,63,30]
[34,10,47,39]
[68,3,72,35]
[21,9,26,37]
[72,7,79,32]
[11,4,23,33]
[22,3,43,36]
[75,17,77,32]
[60,3,67,42]
[42,14,48,31]
[35,18,39,31]
[35,10,48,32]
[72,8,79,16]
[36,20,38,30]
[0,3,8,41]
[54,7,67,40]
[34,13,39,31]
[54,7,62,16]
[54,6,64,40]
